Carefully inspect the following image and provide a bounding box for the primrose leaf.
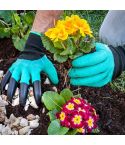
[47,109,58,121]
[12,35,28,51]
[69,52,83,59]
[60,88,73,102]
[0,10,15,23]
[60,38,76,56]
[66,129,78,135]
[54,53,68,63]
[13,13,21,26]
[48,119,69,135]
[21,11,35,25]
[92,128,100,134]
[79,37,95,53]
[42,91,66,111]
[53,41,63,49]
[0,28,10,38]
[42,35,58,53]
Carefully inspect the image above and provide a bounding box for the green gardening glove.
[68,43,115,87]
[1,32,59,106]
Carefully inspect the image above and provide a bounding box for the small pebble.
[52,86,57,92]
[1,95,7,101]
[11,130,18,135]
[44,78,51,85]
[27,114,36,121]
[12,96,19,106]
[19,126,30,135]
[0,108,5,122]
[2,125,12,135]
[0,124,4,133]
[20,118,28,127]
[4,117,10,125]
[9,114,17,124]
[12,118,21,127]
[29,119,39,129]
[0,96,8,107]
[42,107,45,114]
[24,99,30,111]
[29,96,38,109]
[35,115,40,120]
[26,129,33,135]
[0,70,4,78]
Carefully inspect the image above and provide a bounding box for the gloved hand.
[1,32,59,106]
[69,42,121,87]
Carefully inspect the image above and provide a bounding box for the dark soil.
[0,38,125,135]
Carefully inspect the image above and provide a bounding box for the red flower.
[70,112,84,128]
[55,97,99,134]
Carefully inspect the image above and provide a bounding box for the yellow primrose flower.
[79,23,93,37]
[64,16,78,35]
[55,26,68,42]
[72,115,82,125]
[73,98,81,105]
[77,128,85,134]
[66,102,74,110]
[45,26,68,42]
[59,112,66,121]
[87,117,94,128]
[70,15,93,37]
[45,28,57,40]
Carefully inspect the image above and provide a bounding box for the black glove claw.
[19,83,29,106]
[7,78,18,102]
[33,80,42,106]
[1,71,11,92]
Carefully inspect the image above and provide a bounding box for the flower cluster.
[56,97,99,134]
[45,15,93,42]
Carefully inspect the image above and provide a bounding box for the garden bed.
[0,38,125,135]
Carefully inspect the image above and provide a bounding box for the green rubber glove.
[9,55,58,85]
[1,32,59,106]
[68,43,115,87]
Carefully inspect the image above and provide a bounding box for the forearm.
[31,10,63,34]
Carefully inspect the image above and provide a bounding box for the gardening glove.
[68,42,125,87]
[1,32,59,106]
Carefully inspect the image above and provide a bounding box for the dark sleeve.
[110,45,125,79]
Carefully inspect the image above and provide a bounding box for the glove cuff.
[109,45,125,79]
[18,32,44,60]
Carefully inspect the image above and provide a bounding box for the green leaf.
[60,38,76,56]
[42,35,58,53]
[42,91,66,111]
[69,52,83,59]
[53,41,63,49]
[0,28,10,38]
[13,13,21,26]
[21,11,35,25]
[79,37,95,53]
[92,128,100,134]
[60,88,73,102]
[48,119,69,135]
[12,35,28,51]
[54,53,68,63]
[11,25,20,34]
[66,129,77,135]
[0,10,15,23]
[47,109,58,121]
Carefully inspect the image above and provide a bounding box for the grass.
[63,10,125,92]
